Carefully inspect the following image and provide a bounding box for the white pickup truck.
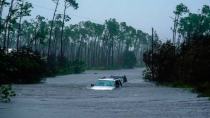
[90,78,122,91]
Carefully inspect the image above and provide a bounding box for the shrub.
[56,56,86,75]
[143,35,210,97]
[0,48,48,84]
[0,85,16,102]
[122,51,137,68]
[71,60,86,74]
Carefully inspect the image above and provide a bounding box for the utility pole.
[151,27,154,80]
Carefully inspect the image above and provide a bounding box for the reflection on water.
[0,68,210,118]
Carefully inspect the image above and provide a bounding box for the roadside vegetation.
[144,4,210,97]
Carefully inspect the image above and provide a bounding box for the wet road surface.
[0,68,210,118]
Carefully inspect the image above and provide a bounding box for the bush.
[143,41,177,83]
[143,35,210,97]
[0,48,48,84]
[56,56,86,75]
[0,47,86,84]
[71,60,86,74]
[122,51,137,68]
[178,36,210,95]
[0,85,16,102]
[143,68,152,80]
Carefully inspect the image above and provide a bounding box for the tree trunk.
[48,0,59,57]
[0,0,5,46]
[17,15,22,51]
[111,38,114,67]
[3,0,15,50]
[60,0,67,57]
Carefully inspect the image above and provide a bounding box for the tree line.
[0,0,150,69]
[144,4,210,97]
[29,19,150,68]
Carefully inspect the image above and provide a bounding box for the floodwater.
[0,68,210,118]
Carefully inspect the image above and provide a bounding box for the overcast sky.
[27,0,210,40]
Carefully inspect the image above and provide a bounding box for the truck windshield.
[95,80,114,87]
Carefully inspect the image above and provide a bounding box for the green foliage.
[105,19,120,37]
[71,60,86,74]
[0,48,48,84]
[143,68,152,80]
[56,57,85,75]
[178,5,210,39]
[122,51,137,68]
[174,3,189,15]
[0,85,16,102]
[11,49,47,83]
[0,47,85,84]
[144,35,210,97]
[65,0,78,9]
[178,36,210,95]
[144,41,176,82]
[143,4,210,97]
[16,1,33,18]
[47,55,85,76]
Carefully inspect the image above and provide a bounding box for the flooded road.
[0,68,210,118]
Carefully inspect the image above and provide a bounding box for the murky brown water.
[0,68,210,118]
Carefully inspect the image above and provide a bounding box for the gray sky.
[28,0,210,40]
